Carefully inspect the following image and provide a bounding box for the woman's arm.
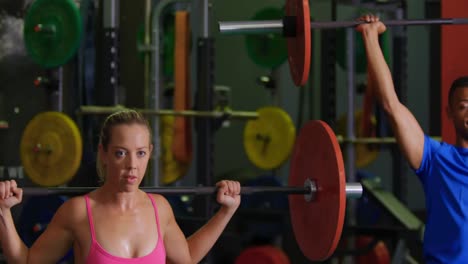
[162,180,241,264]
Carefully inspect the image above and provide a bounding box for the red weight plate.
[286,0,311,86]
[235,245,290,264]
[356,236,391,264]
[288,120,346,261]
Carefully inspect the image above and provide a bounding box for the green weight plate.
[24,0,82,68]
[136,24,145,60]
[336,29,390,74]
[336,29,366,73]
[162,15,176,77]
[245,7,287,69]
[380,28,391,63]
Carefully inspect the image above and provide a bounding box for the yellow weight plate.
[337,110,379,168]
[243,107,296,170]
[160,116,189,184]
[20,112,82,186]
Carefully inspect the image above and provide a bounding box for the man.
[357,14,468,263]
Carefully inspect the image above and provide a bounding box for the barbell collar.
[219,18,468,35]
[22,183,362,198]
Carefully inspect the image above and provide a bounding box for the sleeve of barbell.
[345,183,363,199]
[219,20,283,35]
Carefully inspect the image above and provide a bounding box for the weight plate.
[20,112,82,186]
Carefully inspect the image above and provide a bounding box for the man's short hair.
[448,76,468,105]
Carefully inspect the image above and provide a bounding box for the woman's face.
[100,123,153,189]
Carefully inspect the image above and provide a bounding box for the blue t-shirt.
[415,135,468,263]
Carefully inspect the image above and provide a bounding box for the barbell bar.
[77,105,259,120]
[22,182,363,199]
[219,18,468,35]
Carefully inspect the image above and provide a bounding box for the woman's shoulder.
[61,195,87,209]
[147,193,170,207]
[147,193,175,218]
[55,196,87,218]
[48,195,88,229]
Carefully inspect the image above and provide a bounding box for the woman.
[0,109,241,263]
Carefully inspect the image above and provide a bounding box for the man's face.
[447,87,468,140]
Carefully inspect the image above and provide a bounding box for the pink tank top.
[84,194,166,264]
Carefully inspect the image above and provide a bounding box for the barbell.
[220,18,468,35]
[20,116,361,261]
[218,0,468,86]
[22,183,362,198]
